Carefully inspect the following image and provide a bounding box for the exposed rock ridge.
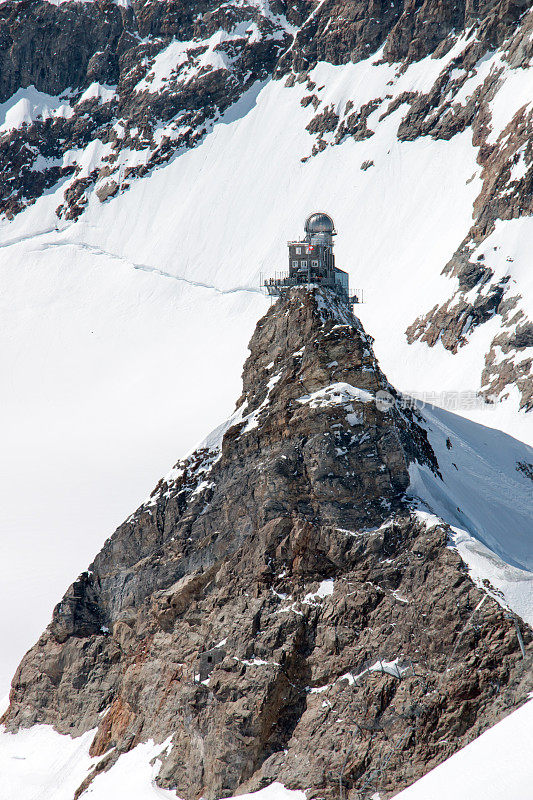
[50,287,436,633]
[278,0,529,77]
[3,287,531,800]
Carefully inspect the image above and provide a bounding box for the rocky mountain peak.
[2,287,531,799]
[238,286,377,406]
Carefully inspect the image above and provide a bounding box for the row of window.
[293,247,324,255]
[291,260,320,269]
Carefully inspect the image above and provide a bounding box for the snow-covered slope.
[411,404,533,571]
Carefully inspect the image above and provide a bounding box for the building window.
[296,247,301,254]
[301,261,308,268]
[292,260,298,268]
[311,260,318,268]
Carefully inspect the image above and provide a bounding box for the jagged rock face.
[3,288,531,800]
[0,0,302,220]
[277,0,528,75]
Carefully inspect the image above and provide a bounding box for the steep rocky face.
[0,0,303,221]
[3,287,531,800]
[277,0,529,74]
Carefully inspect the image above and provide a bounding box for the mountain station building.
[265,213,352,302]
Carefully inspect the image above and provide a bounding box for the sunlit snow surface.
[0,86,74,132]
[1,42,532,696]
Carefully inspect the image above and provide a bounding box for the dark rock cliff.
[3,287,531,799]
[0,0,302,220]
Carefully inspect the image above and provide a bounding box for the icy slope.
[410,404,533,571]
[408,402,533,625]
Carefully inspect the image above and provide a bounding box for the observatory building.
[265,213,351,302]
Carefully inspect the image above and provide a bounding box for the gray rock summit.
[3,287,531,799]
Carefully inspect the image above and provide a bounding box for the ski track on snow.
[0,225,66,249]
[31,239,265,297]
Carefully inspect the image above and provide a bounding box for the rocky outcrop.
[276,0,529,76]
[406,248,533,412]
[0,0,303,220]
[3,287,531,799]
